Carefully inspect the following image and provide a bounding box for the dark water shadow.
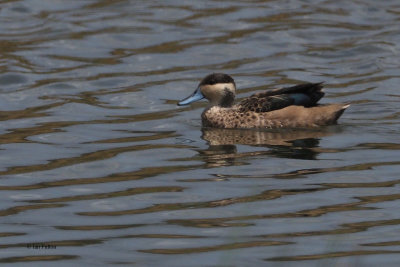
[198,127,341,167]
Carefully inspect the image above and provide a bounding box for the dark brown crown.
[199,73,235,86]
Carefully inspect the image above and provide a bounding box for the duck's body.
[178,73,349,129]
[202,103,348,129]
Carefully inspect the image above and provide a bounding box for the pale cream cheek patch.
[201,83,235,104]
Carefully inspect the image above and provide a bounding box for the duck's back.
[238,83,324,113]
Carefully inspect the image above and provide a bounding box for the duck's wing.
[237,82,325,113]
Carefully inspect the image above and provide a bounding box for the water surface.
[0,0,400,266]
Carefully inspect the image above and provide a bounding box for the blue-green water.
[0,0,399,266]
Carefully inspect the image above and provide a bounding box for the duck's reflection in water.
[198,127,337,167]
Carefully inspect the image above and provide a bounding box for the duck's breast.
[202,106,266,128]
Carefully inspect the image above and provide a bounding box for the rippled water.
[0,0,399,266]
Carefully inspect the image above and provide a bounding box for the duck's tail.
[320,103,350,124]
[332,103,350,122]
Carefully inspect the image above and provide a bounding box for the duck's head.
[178,73,236,107]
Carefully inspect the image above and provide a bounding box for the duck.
[177,73,349,129]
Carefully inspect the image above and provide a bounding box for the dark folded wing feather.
[237,82,325,113]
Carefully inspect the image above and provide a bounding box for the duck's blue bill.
[177,87,204,106]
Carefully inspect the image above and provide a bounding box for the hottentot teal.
[178,73,349,129]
